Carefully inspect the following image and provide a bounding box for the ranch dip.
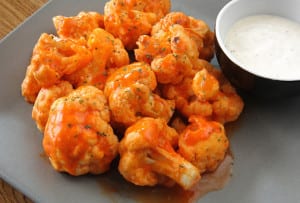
[225,15,300,80]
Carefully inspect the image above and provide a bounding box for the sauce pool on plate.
[97,154,233,203]
[225,15,300,80]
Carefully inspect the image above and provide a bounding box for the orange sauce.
[43,101,111,175]
[126,118,174,152]
[182,116,222,146]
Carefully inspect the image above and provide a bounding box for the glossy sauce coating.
[104,0,171,49]
[32,81,73,131]
[178,116,229,173]
[21,33,92,103]
[119,117,200,190]
[53,11,104,40]
[20,0,245,199]
[104,62,175,127]
[43,86,118,175]
[64,28,129,90]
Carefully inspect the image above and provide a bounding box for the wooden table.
[0,1,48,202]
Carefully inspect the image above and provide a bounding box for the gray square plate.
[1,0,300,202]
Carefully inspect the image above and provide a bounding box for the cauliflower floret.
[119,117,200,190]
[21,33,92,103]
[163,77,213,118]
[53,11,104,40]
[64,28,129,90]
[152,12,215,61]
[104,0,171,49]
[135,32,172,64]
[169,24,200,63]
[162,60,244,124]
[135,12,214,67]
[43,86,118,176]
[21,64,42,104]
[150,53,193,85]
[105,62,157,96]
[104,62,175,127]
[178,116,229,173]
[192,68,219,101]
[196,61,244,123]
[212,90,245,124]
[32,81,73,132]
[136,23,200,73]
[135,12,215,86]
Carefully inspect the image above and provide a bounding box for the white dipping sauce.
[225,15,300,80]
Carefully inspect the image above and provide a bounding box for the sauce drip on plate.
[97,153,233,203]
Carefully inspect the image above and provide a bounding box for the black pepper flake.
[84,125,91,129]
[102,71,108,76]
[145,54,152,60]
[97,131,107,136]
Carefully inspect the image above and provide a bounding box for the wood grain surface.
[0,1,48,202]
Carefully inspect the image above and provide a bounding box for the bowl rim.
[215,0,300,82]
